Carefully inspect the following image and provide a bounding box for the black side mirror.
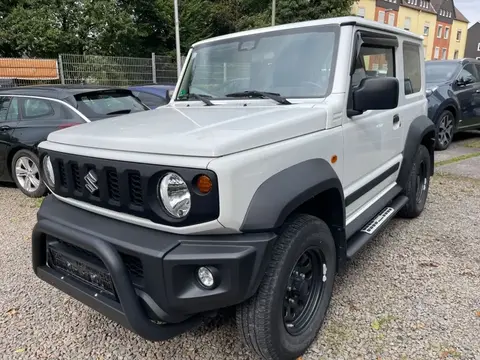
[350,77,399,115]
[456,77,474,86]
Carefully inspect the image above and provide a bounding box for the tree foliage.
[0,0,355,58]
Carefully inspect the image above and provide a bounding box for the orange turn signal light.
[196,175,213,194]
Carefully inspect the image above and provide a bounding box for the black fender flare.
[397,115,435,189]
[240,159,345,232]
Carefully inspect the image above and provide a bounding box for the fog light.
[197,266,216,289]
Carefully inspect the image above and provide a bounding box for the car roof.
[426,58,480,66]
[192,16,423,48]
[0,84,129,99]
[128,84,175,96]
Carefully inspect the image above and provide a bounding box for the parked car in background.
[426,58,480,150]
[0,85,149,197]
[128,84,176,108]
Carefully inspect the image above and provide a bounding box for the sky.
[454,0,480,27]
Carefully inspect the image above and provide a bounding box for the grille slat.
[107,169,121,201]
[128,172,143,206]
[71,163,82,191]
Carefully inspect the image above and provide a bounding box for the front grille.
[53,156,147,213]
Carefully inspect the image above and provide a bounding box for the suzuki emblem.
[84,169,99,194]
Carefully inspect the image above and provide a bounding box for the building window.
[477,43,480,51]
[453,50,459,59]
[424,24,430,36]
[442,48,447,60]
[357,7,365,18]
[378,11,385,23]
[456,30,462,42]
[388,13,395,26]
[444,27,450,39]
[404,17,411,31]
[437,25,443,38]
[434,47,440,59]
[403,43,422,94]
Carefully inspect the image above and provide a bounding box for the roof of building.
[454,7,469,23]
[400,0,436,15]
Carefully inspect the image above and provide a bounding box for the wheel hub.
[283,248,325,335]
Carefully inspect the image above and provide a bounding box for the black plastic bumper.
[32,195,276,341]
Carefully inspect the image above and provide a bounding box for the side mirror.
[350,77,399,115]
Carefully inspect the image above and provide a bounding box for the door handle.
[0,125,11,131]
[393,115,400,124]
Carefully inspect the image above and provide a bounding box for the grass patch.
[371,314,396,331]
[463,140,480,149]
[434,151,480,167]
[33,197,44,208]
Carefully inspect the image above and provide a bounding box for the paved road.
[1,141,480,358]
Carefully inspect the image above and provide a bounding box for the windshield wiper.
[179,93,214,106]
[225,90,291,105]
[105,109,132,115]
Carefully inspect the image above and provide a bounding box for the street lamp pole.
[174,0,182,77]
[272,0,276,26]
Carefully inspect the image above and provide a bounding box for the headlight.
[158,172,191,218]
[42,155,55,188]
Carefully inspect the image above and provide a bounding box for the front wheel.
[236,214,336,360]
[11,150,47,198]
[435,110,455,150]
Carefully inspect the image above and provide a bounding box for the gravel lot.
[1,172,480,360]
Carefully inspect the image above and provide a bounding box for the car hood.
[426,81,449,90]
[46,103,328,157]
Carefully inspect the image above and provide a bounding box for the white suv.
[32,16,435,360]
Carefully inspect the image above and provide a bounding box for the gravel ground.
[1,173,480,360]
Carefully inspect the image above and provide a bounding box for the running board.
[346,195,408,260]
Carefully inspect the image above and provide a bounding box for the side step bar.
[346,195,408,260]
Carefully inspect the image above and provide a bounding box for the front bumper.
[32,195,276,341]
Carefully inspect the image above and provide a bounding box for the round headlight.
[158,172,191,218]
[42,155,55,188]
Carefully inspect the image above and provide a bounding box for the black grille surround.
[42,150,220,227]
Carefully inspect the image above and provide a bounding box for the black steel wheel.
[283,248,325,336]
[399,144,431,218]
[237,214,336,360]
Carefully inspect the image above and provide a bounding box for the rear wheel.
[236,214,336,360]
[11,150,47,198]
[435,110,455,150]
[398,144,431,218]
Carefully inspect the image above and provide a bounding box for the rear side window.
[23,98,55,118]
[6,98,19,120]
[351,45,395,89]
[403,43,422,95]
[75,90,148,120]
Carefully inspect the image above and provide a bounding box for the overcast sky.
[455,0,480,27]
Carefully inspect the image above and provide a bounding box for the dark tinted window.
[457,64,478,83]
[136,91,167,108]
[6,97,19,121]
[403,43,421,94]
[23,98,54,118]
[75,90,147,120]
[0,96,11,121]
[425,62,459,83]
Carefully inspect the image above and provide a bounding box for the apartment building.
[351,0,469,60]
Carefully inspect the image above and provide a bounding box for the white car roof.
[192,16,423,48]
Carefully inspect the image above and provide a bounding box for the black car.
[0,85,149,197]
[426,58,480,150]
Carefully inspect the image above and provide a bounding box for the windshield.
[425,62,460,83]
[74,90,148,120]
[177,25,339,100]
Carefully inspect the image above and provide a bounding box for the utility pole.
[174,0,182,77]
[272,0,276,26]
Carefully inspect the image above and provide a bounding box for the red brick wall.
[432,20,452,59]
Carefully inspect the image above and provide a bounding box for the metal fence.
[0,53,183,88]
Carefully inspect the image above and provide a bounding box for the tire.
[11,149,47,198]
[236,214,336,360]
[398,144,431,219]
[435,110,455,151]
